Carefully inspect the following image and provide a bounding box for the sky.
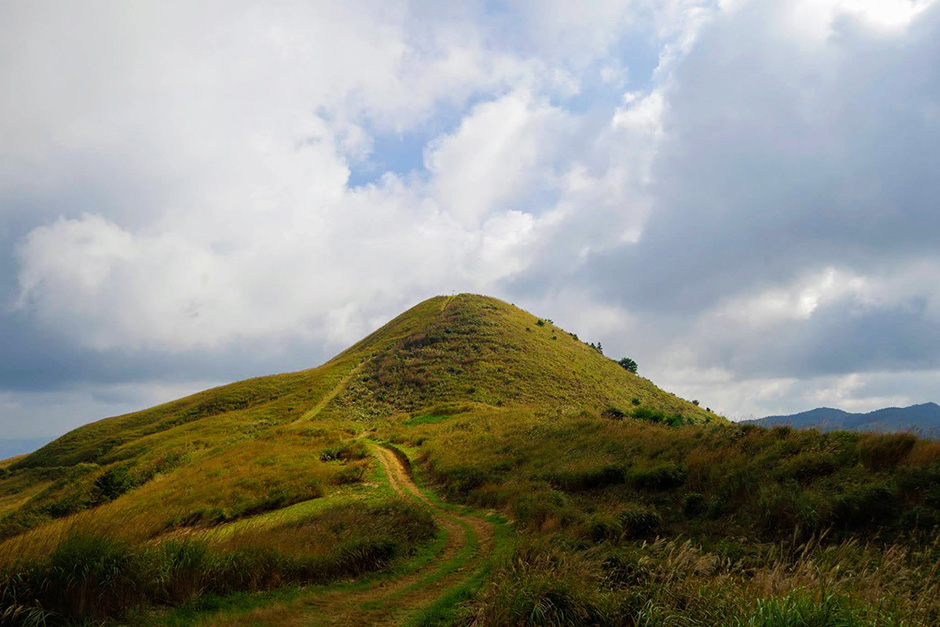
[2,0,939,438]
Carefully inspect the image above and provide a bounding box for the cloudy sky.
[2,0,939,438]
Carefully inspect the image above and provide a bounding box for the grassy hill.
[1,294,939,626]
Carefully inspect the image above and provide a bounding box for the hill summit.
[17,294,708,470]
[2,294,707,538]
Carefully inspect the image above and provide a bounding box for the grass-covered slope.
[0,294,706,543]
[3,293,937,625]
[321,294,712,422]
[378,409,940,625]
[13,294,706,469]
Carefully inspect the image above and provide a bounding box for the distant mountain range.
[0,437,54,461]
[743,402,940,435]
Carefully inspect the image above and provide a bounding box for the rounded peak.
[403,293,518,317]
[421,293,512,306]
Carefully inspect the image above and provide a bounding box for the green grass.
[383,411,940,543]
[1,295,709,545]
[152,527,455,627]
[406,515,514,627]
[0,499,437,625]
[154,587,306,627]
[0,294,938,625]
[735,592,903,627]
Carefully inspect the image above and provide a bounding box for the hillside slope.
[0,294,707,540]
[3,294,938,626]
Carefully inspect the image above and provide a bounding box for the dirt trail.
[295,363,363,423]
[209,443,496,626]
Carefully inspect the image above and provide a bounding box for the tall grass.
[382,402,940,625]
[0,428,372,544]
[386,409,940,544]
[0,500,436,625]
[470,535,938,626]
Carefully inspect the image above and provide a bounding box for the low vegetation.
[1,500,434,624]
[380,403,940,625]
[0,294,936,625]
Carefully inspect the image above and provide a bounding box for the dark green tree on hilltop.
[618,357,638,373]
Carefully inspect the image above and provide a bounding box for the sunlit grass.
[0,294,937,625]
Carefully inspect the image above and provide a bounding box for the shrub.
[618,358,638,374]
[92,465,136,503]
[630,407,686,426]
[858,433,917,471]
[833,484,898,529]
[683,493,707,517]
[631,407,665,423]
[618,505,662,539]
[473,542,609,626]
[587,514,621,543]
[778,452,837,484]
[319,440,368,462]
[757,484,824,538]
[548,465,626,492]
[630,464,686,490]
[664,413,690,428]
[515,491,576,529]
[38,491,90,518]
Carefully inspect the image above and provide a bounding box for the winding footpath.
[208,442,498,626]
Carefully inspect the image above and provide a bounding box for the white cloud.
[425,90,574,224]
[716,268,868,326]
[613,90,665,137]
[3,0,940,432]
[4,4,581,352]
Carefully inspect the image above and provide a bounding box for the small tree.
[618,357,638,373]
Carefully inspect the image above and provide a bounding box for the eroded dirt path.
[295,363,364,423]
[208,442,496,626]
